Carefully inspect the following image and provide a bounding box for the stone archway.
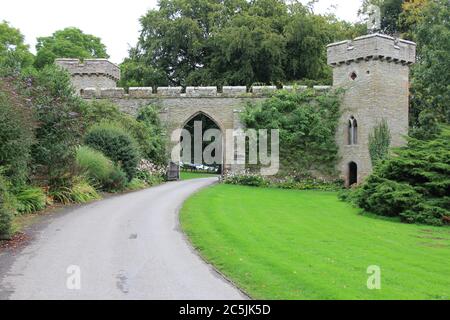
[179,111,225,174]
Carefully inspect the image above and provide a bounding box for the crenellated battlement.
[80,85,331,99]
[56,58,332,99]
[327,33,416,67]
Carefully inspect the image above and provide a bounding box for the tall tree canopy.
[120,0,364,88]
[0,21,34,72]
[410,0,450,125]
[34,27,109,69]
[361,0,430,38]
[361,0,449,127]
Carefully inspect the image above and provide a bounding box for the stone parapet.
[327,33,416,66]
[55,58,120,82]
[81,85,330,99]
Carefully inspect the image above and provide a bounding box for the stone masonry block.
[157,87,183,97]
[129,87,154,98]
[186,87,218,97]
[100,88,125,98]
[222,86,247,97]
[252,86,277,95]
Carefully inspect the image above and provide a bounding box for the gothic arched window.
[348,116,358,145]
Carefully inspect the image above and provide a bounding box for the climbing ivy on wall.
[242,88,343,178]
[369,119,392,165]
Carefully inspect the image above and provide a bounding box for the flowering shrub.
[223,172,269,187]
[223,171,343,191]
[136,159,166,186]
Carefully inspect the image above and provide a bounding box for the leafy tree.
[132,0,225,86]
[122,0,363,87]
[360,0,404,35]
[209,13,286,86]
[0,21,34,73]
[119,55,168,89]
[398,0,430,40]
[34,27,109,69]
[410,0,450,125]
[380,0,404,34]
[284,9,364,83]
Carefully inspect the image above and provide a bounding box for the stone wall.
[81,88,321,173]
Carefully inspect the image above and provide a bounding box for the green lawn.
[180,184,450,300]
[180,171,218,181]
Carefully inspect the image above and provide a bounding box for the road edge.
[175,179,252,300]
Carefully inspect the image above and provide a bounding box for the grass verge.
[180,171,218,181]
[180,184,450,300]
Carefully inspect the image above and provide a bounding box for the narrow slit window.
[348,116,358,145]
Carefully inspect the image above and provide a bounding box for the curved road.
[0,178,246,300]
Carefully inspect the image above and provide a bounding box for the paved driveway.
[0,178,246,300]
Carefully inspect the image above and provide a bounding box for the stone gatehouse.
[57,33,416,185]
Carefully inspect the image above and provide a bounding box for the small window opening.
[349,162,358,186]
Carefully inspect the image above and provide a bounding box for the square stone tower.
[327,34,416,186]
[55,58,120,93]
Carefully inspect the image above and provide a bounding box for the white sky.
[1,0,364,64]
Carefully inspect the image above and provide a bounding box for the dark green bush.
[28,65,85,186]
[0,82,34,186]
[84,123,140,181]
[0,173,15,240]
[351,126,450,226]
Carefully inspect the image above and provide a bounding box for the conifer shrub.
[352,126,450,226]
